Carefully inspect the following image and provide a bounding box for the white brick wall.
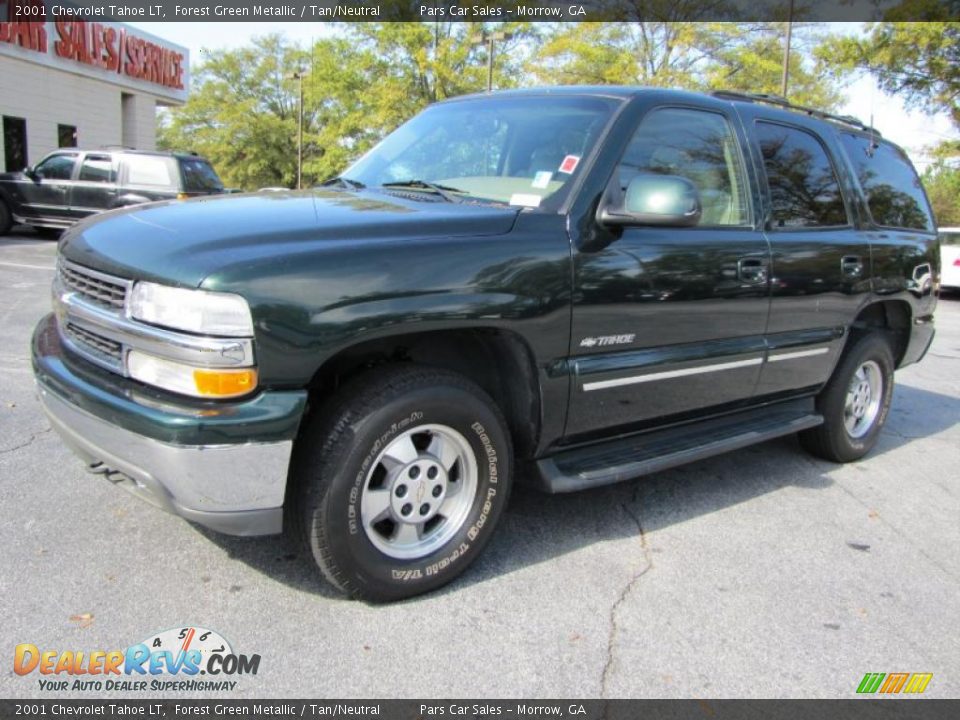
[1,55,160,172]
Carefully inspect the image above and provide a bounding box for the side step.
[534,399,823,493]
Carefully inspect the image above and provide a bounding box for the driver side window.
[35,154,77,181]
[617,108,750,227]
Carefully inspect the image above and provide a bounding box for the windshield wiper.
[321,176,366,190]
[381,180,467,203]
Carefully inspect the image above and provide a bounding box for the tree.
[818,20,960,128]
[158,35,308,190]
[923,161,960,226]
[528,18,843,109]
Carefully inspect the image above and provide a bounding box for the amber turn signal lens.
[176,192,190,200]
[193,368,258,398]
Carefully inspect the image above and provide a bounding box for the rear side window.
[180,158,223,192]
[755,122,848,229]
[126,156,175,187]
[941,231,960,246]
[78,155,114,183]
[840,134,934,231]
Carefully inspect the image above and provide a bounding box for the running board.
[534,399,823,493]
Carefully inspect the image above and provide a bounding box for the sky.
[131,21,957,171]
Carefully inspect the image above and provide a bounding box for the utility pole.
[288,69,306,190]
[472,30,511,93]
[781,0,795,99]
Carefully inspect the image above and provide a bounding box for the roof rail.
[711,90,881,137]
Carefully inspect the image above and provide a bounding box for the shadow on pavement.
[190,383,960,602]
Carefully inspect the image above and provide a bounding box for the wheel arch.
[302,327,542,459]
[848,298,912,367]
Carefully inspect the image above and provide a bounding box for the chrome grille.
[59,261,128,309]
[65,323,122,364]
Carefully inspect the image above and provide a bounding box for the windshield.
[344,95,620,208]
[180,157,224,192]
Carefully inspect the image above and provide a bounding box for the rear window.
[180,158,223,192]
[941,231,960,246]
[126,156,175,188]
[840,134,934,232]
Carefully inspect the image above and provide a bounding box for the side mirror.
[599,174,701,228]
[23,166,37,179]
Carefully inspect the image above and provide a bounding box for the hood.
[60,189,520,287]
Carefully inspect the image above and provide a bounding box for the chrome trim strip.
[582,357,763,392]
[53,277,254,370]
[767,347,830,362]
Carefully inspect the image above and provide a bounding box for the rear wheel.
[0,200,12,235]
[800,333,895,462]
[294,365,512,602]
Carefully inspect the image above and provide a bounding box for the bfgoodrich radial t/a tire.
[294,365,512,602]
[800,333,895,463]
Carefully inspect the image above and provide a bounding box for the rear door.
[69,153,118,220]
[742,115,871,397]
[566,103,771,440]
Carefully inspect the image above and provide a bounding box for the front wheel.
[800,333,895,462]
[294,365,512,602]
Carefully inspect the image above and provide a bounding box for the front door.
[566,105,771,440]
[19,152,77,223]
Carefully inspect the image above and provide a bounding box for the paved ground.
[1,228,958,700]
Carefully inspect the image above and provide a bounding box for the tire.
[35,227,62,239]
[293,364,513,602]
[800,333,895,463]
[0,199,12,236]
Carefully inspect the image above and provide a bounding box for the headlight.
[128,350,258,399]
[129,282,254,337]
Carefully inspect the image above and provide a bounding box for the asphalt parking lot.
[1,228,958,700]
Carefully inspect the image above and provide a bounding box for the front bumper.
[32,314,308,536]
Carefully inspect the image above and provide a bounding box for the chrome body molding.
[583,357,764,391]
[767,346,830,362]
[37,384,287,536]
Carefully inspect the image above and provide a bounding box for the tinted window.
[617,108,750,226]
[3,116,27,171]
[126,156,174,187]
[840,134,934,231]
[940,231,960,246]
[755,122,847,228]
[180,158,223,192]
[78,155,114,183]
[35,154,76,180]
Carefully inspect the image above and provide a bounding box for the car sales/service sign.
[0,0,188,104]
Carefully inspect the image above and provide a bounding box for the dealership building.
[0,12,188,173]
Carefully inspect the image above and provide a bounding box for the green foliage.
[818,21,960,128]
[923,160,960,226]
[158,35,308,190]
[528,20,842,109]
[159,19,844,191]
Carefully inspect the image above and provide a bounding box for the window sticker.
[559,155,580,174]
[532,171,553,189]
[510,193,542,208]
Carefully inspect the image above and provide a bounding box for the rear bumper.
[32,314,307,536]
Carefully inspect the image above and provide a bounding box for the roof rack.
[711,90,881,137]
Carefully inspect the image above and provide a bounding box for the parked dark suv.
[32,88,938,601]
[0,149,224,234]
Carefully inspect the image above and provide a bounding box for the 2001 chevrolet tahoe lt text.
[31,88,939,601]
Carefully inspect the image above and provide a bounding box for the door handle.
[841,255,864,278]
[737,258,767,284]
